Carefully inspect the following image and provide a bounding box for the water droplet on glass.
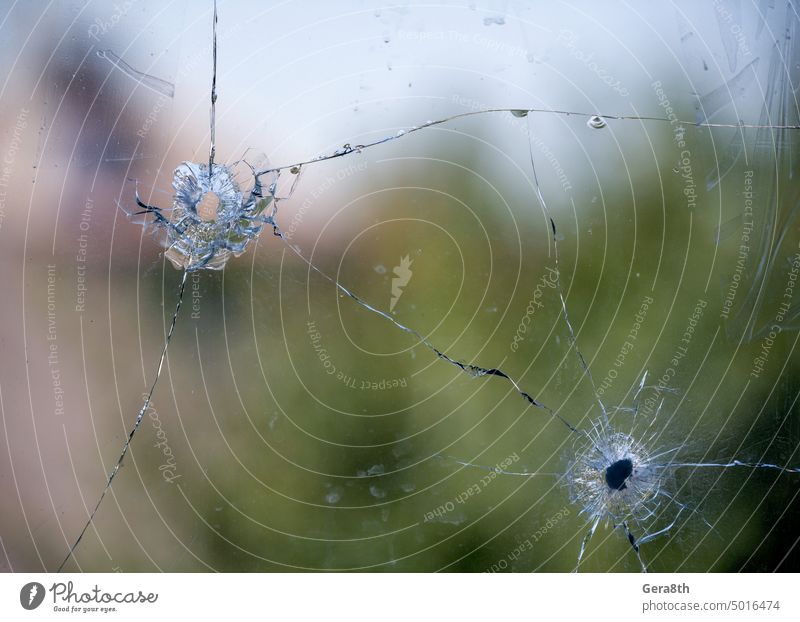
[325,490,342,504]
[396,129,406,137]
[587,115,607,129]
[510,109,529,118]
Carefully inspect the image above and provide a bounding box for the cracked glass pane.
[1,0,799,575]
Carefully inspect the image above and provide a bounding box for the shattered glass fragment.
[713,0,743,73]
[130,161,276,271]
[720,2,800,342]
[587,115,607,129]
[97,49,175,98]
[697,57,760,123]
[705,129,745,191]
[50,0,800,575]
[755,0,776,39]
[675,11,710,74]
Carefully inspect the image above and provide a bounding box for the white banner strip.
[1,573,797,621]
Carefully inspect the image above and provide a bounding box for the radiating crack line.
[57,270,188,572]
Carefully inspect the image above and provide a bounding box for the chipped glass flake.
[153,161,272,271]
